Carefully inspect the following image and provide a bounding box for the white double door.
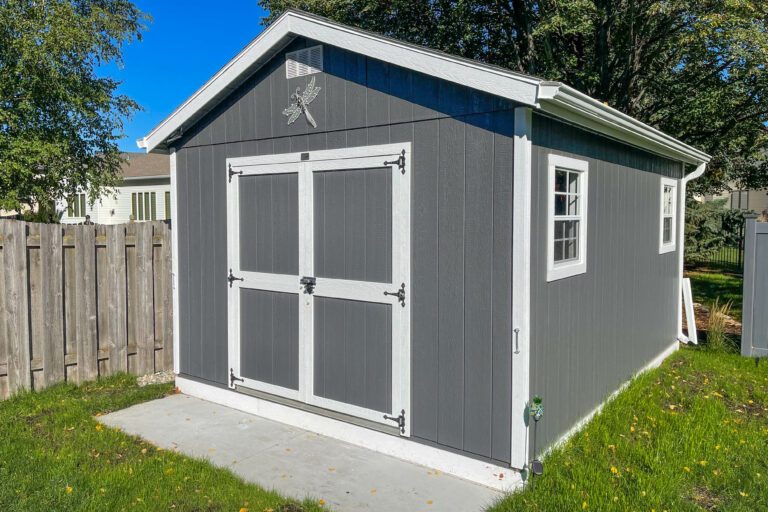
[227,143,411,434]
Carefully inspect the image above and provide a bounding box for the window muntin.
[547,155,588,281]
[659,178,677,253]
[131,191,157,221]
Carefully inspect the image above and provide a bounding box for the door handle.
[384,283,406,307]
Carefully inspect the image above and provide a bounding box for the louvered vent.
[285,45,323,79]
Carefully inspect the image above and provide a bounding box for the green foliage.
[704,298,737,353]
[0,375,324,512]
[0,0,148,217]
[687,269,743,321]
[685,198,746,263]
[488,347,768,511]
[261,1,768,195]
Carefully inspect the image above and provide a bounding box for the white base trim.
[176,376,522,492]
[542,341,679,457]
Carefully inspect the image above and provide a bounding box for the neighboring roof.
[121,152,170,179]
[138,9,710,166]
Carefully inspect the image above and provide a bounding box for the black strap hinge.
[230,368,244,387]
[384,283,406,307]
[228,268,244,288]
[383,409,406,434]
[228,164,243,182]
[384,150,406,175]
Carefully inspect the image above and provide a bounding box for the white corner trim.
[169,148,180,375]
[546,154,589,282]
[542,341,679,457]
[510,107,532,470]
[175,376,522,492]
[658,177,678,254]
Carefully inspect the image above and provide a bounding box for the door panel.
[239,173,299,275]
[240,289,299,390]
[313,296,392,413]
[313,168,392,283]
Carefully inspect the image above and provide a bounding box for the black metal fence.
[691,215,746,273]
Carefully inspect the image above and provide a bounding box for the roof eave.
[537,83,711,166]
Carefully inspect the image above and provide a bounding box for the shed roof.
[138,9,710,166]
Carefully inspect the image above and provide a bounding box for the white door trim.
[169,147,180,375]
[226,143,412,435]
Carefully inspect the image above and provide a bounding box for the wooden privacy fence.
[0,220,173,399]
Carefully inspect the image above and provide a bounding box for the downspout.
[677,162,707,342]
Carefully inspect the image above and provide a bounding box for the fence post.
[40,224,65,387]
[2,221,31,394]
[741,215,758,356]
[161,222,174,371]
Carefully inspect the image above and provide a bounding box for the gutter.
[677,162,707,343]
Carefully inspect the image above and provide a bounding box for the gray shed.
[138,10,710,490]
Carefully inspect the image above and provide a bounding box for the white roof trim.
[138,10,710,166]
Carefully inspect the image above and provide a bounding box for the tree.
[260,0,768,195]
[0,0,148,221]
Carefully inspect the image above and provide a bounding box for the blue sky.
[104,1,270,152]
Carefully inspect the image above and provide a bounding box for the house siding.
[60,179,171,225]
[529,114,683,453]
[175,38,517,464]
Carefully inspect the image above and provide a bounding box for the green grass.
[0,375,324,512]
[489,347,768,511]
[687,269,744,321]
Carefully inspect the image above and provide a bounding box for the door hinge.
[384,149,406,175]
[230,368,244,387]
[228,163,243,182]
[228,268,244,288]
[384,283,406,307]
[383,409,406,434]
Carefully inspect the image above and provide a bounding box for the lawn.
[686,269,744,321]
[0,375,324,512]
[489,346,768,511]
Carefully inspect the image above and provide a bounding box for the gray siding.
[240,289,299,390]
[529,115,682,453]
[314,297,392,412]
[175,38,515,463]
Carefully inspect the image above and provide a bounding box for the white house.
[60,152,171,224]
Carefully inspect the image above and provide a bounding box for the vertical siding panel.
[176,149,190,375]
[185,147,202,378]
[411,119,439,442]
[345,52,367,130]
[491,121,514,462]
[436,116,465,449]
[239,81,256,141]
[199,146,218,383]
[462,118,494,457]
[324,46,347,132]
[213,144,229,384]
[411,72,439,121]
[366,59,390,127]
[389,66,413,124]
[254,68,273,140]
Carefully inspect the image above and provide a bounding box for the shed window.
[659,178,677,253]
[131,191,157,221]
[67,193,87,218]
[547,154,588,282]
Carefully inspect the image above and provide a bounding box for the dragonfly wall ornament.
[283,76,321,128]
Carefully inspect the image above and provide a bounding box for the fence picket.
[135,222,154,375]
[75,226,99,383]
[161,222,174,371]
[2,221,31,393]
[107,225,128,373]
[40,224,65,387]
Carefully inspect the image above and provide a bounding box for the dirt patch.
[684,303,742,337]
[690,486,722,510]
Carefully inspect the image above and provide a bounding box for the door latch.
[383,409,406,434]
[384,283,406,307]
[228,269,244,288]
[300,276,316,294]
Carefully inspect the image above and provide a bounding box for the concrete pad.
[100,394,503,512]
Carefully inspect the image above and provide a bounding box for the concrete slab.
[100,394,503,512]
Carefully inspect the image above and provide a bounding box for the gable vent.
[285,45,323,79]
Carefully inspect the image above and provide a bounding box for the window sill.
[659,243,676,254]
[546,260,587,282]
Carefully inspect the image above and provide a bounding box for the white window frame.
[546,154,589,282]
[659,177,677,254]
